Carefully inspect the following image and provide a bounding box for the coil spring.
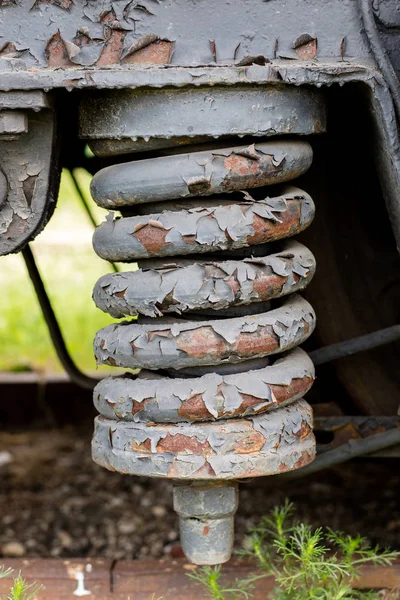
[90,137,317,563]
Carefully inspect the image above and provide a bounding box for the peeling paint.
[93,240,315,318]
[0,103,58,256]
[94,295,316,370]
[94,347,314,422]
[90,140,313,208]
[93,186,315,262]
[92,399,315,479]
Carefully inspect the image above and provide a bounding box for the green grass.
[0,168,129,374]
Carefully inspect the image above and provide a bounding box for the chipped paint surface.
[94,295,316,371]
[94,348,314,422]
[92,399,315,479]
[0,0,371,71]
[93,240,315,318]
[90,140,313,208]
[93,186,315,262]
[0,104,58,255]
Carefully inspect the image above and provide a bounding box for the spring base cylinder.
[82,84,326,564]
[173,483,238,565]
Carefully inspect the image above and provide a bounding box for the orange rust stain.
[234,326,278,358]
[157,433,214,455]
[177,326,227,360]
[131,399,148,416]
[134,223,171,254]
[123,40,174,64]
[202,526,211,536]
[132,438,152,453]
[96,11,126,65]
[233,393,269,416]
[294,420,313,440]
[45,31,75,67]
[295,39,317,60]
[190,460,217,478]
[224,154,260,178]
[178,393,213,421]
[270,377,314,406]
[247,202,301,246]
[252,272,288,299]
[182,235,197,245]
[233,430,266,454]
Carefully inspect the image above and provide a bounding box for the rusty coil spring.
[90,138,317,481]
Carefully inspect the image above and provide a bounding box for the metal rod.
[22,244,98,390]
[70,168,119,274]
[309,324,400,366]
[278,427,400,480]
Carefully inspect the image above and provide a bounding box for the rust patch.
[294,34,318,60]
[270,377,314,406]
[96,11,126,66]
[181,235,197,245]
[0,42,20,57]
[177,327,227,360]
[202,526,211,536]
[45,31,75,67]
[133,223,171,254]
[178,394,213,421]
[132,438,152,453]
[252,272,289,300]
[234,326,278,358]
[294,419,313,440]
[221,151,286,191]
[233,430,266,454]
[157,433,214,455]
[124,40,174,64]
[247,201,301,245]
[224,154,260,178]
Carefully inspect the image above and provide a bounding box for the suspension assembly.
[81,84,326,565]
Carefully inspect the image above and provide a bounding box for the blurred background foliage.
[0,168,130,374]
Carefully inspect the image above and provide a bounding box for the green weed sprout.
[189,500,400,600]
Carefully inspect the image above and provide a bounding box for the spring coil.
[89,138,317,562]
[91,138,317,462]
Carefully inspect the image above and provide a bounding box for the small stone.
[167,530,178,541]
[58,530,73,548]
[2,541,26,557]
[151,505,167,518]
[118,521,136,535]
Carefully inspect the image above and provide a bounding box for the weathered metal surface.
[0,105,58,255]
[0,110,27,138]
[94,347,314,423]
[0,90,50,111]
[94,295,316,371]
[0,0,373,70]
[315,415,400,454]
[93,187,315,262]
[93,240,316,318]
[173,484,239,565]
[92,399,315,479]
[90,140,313,208]
[81,88,326,150]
